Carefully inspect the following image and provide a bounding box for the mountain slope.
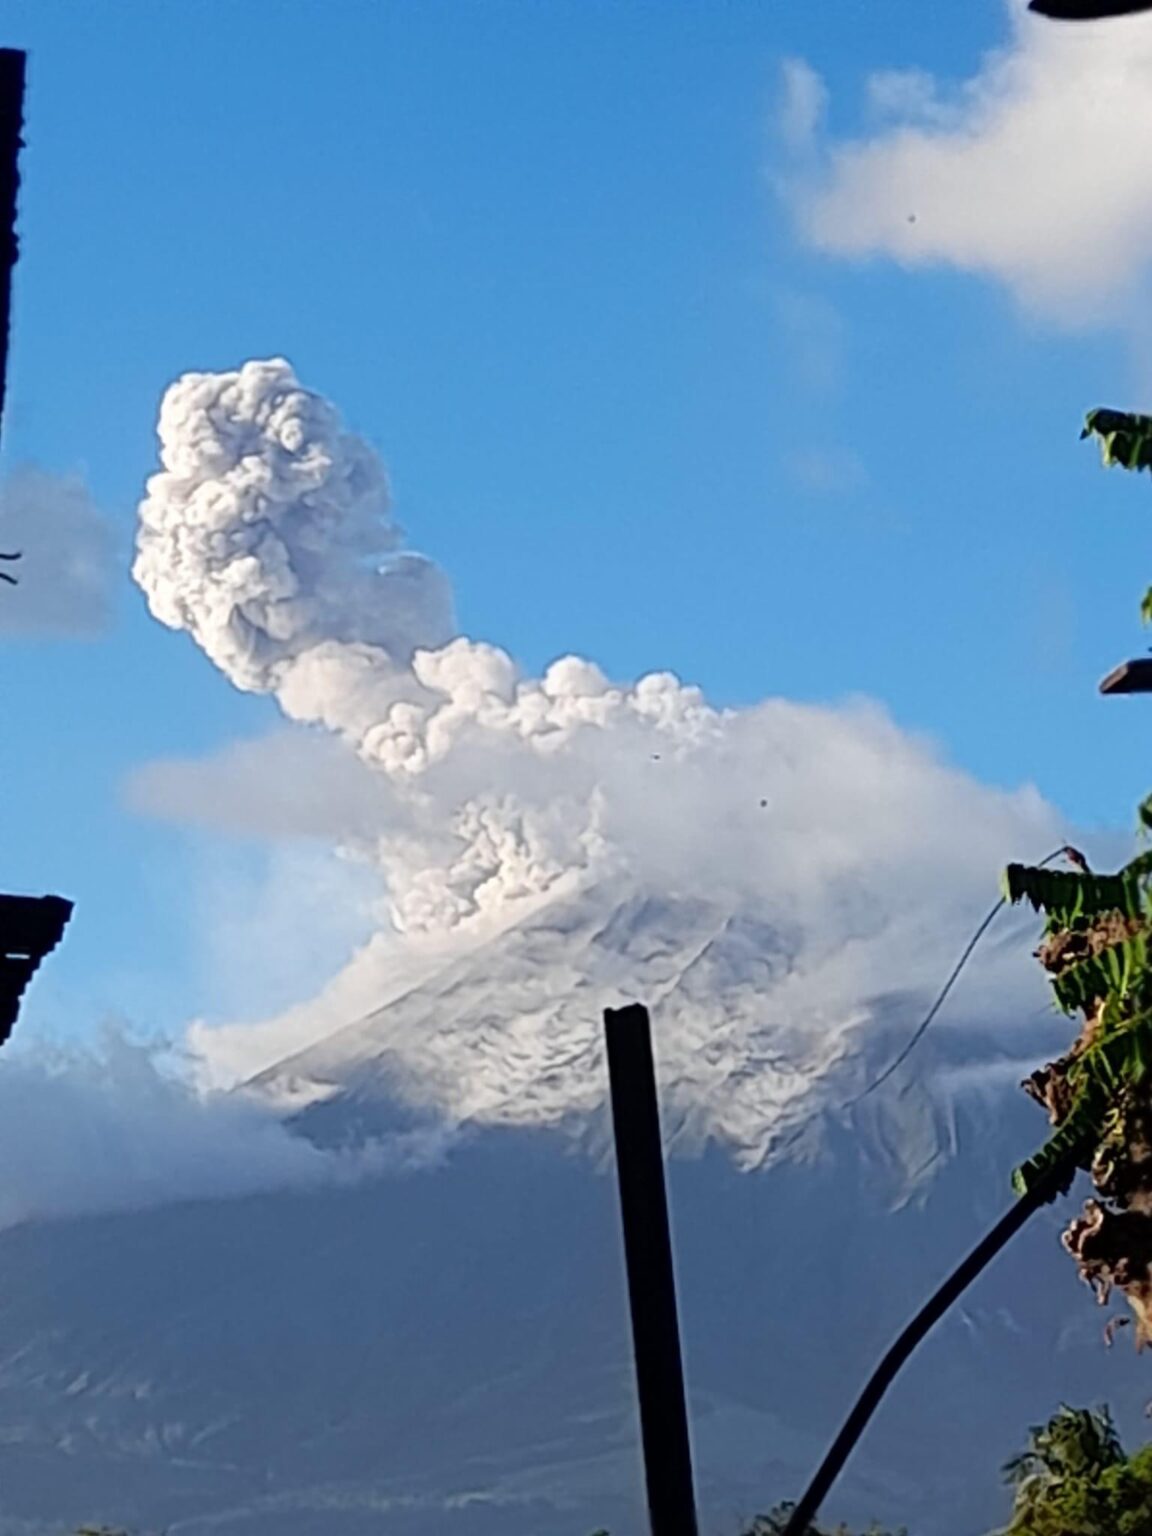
[253,883,1005,1189]
[0,1111,1143,1536]
[0,886,1138,1536]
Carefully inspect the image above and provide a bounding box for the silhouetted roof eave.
[0,893,73,1046]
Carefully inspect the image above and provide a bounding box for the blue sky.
[1,0,1149,1047]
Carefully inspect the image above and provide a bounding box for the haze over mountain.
[0,881,1147,1536]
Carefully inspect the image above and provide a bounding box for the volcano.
[0,886,1141,1536]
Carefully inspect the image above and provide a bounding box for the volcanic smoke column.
[131,358,648,930]
[133,357,456,699]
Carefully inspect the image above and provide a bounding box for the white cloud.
[780,2,1152,324]
[0,468,116,636]
[0,1029,450,1230]
[125,728,396,843]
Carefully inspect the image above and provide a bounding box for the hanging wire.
[849,844,1088,1106]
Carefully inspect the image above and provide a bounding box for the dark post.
[604,1003,699,1536]
[0,48,25,448]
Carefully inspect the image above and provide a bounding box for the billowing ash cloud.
[133,358,1086,1127]
[0,468,116,637]
[135,357,455,690]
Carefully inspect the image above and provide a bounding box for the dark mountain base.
[0,1117,1144,1536]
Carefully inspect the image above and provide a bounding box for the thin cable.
[850,845,1083,1106]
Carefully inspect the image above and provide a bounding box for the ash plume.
[135,357,454,691]
[134,358,1082,1140]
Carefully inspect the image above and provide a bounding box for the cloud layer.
[780,2,1152,323]
[0,1030,448,1232]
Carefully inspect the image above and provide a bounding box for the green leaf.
[1013,1011,1152,1201]
[1082,408,1152,472]
[1002,865,1131,922]
[1012,1114,1094,1201]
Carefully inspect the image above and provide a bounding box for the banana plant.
[782,407,1152,1536]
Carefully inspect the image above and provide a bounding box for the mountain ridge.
[250,881,1048,1193]
[0,884,1117,1536]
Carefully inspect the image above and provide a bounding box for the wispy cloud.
[772,288,849,398]
[778,57,828,154]
[787,445,868,495]
[0,468,117,636]
[771,289,866,491]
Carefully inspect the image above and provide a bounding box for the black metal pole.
[604,1003,699,1536]
[781,1155,1074,1536]
[0,48,25,453]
